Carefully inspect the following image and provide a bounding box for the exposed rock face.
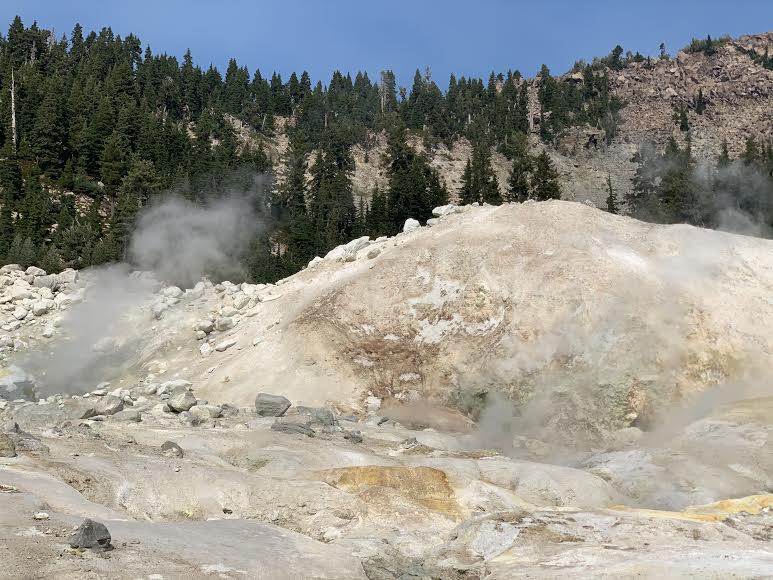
[261,34,772,210]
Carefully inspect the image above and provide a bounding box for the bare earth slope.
[140,201,773,439]
[2,201,773,578]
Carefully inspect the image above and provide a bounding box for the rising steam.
[22,182,265,395]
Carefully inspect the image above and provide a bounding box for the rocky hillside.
[264,32,773,209]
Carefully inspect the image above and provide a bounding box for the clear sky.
[2,0,772,87]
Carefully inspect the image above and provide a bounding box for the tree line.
[0,16,578,281]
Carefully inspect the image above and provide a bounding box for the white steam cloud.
[129,195,259,287]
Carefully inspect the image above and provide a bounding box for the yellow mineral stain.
[609,494,773,523]
[317,465,460,516]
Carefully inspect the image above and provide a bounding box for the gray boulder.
[112,409,141,422]
[296,406,337,427]
[93,395,124,416]
[271,417,315,437]
[69,519,112,551]
[160,441,184,457]
[33,274,61,291]
[254,393,291,417]
[167,387,196,412]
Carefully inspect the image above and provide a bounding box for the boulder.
[296,406,337,427]
[32,274,61,291]
[25,266,46,277]
[232,294,250,310]
[194,319,214,333]
[112,409,141,422]
[254,393,291,417]
[432,204,460,217]
[167,387,196,412]
[58,268,78,284]
[0,264,22,274]
[324,236,371,262]
[271,417,315,437]
[215,338,237,352]
[0,432,16,457]
[69,519,112,551]
[93,395,124,416]
[403,218,420,233]
[161,286,183,298]
[12,307,28,320]
[160,440,184,457]
[215,317,234,331]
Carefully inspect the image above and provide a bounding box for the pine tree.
[0,189,15,258]
[605,174,618,214]
[531,151,561,201]
[695,88,706,114]
[507,134,532,202]
[459,158,475,205]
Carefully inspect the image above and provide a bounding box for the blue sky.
[2,1,772,87]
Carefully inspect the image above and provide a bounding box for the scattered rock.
[160,441,184,458]
[69,519,112,551]
[112,409,141,422]
[32,512,50,520]
[93,395,123,416]
[271,417,315,437]
[215,317,234,331]
[344,430,363,444]
[403,218,420,233]
[296,406,337,427]
[167,387,197,413]
[254,393,291,417]
[215,338,237,352]
[195,319,215,334]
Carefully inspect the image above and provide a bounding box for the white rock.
[12,307,28,320]
[58,269,78,284]
[232,295,250,310]
[403,218,420,233]
[200,343,213,357]
[25,266,46,277]
[426,218,439,227]
[324,236,371,262]
[31,301,51,316]
[10,287,33,301]
[432,204,460,217]
[195,319,215,333]
[307,256,324,268]
[161,286,183,298]
[215,339,237,352]
[215,317,234,331]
